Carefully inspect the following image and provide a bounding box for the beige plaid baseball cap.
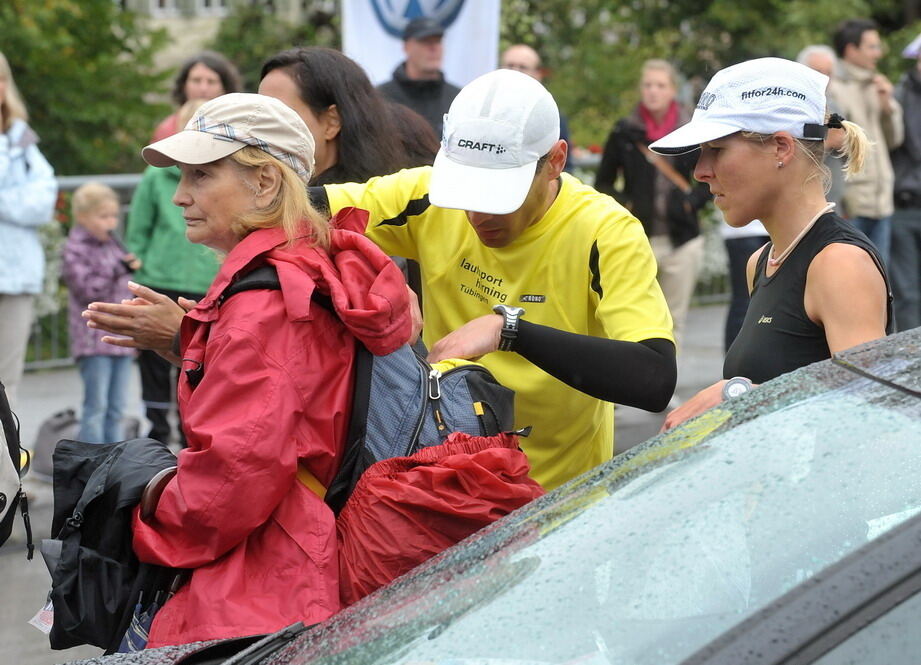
[142,92,316,184]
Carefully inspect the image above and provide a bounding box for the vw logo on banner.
[370,0,467,39]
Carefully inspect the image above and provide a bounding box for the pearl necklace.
[767,202,836,267]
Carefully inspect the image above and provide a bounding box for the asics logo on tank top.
[758,316,773,324]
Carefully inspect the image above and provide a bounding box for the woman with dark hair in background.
[152,50,242,142]
[258,47,405,185]
[259,47,426,299]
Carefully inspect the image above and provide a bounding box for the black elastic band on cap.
[826,113,846,129]
[802,123,828,140]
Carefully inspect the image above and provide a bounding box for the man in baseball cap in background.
[377,16,461,136]
[315,68,676,491]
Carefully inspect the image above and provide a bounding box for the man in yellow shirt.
[312,69,676,490]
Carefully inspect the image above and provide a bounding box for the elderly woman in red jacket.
[129,93,411,648]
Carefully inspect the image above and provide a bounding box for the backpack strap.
[218,264,373,508]
[219,265,283,303]
[219,264,333,313]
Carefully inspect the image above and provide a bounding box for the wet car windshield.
[270,342,921,665]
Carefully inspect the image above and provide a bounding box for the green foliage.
[500,0,913,149]
[880,20,921,82]
[0,0,170,175]
[209,2,340,92]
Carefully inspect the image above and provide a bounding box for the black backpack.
[220,264,517,514]
[0,379,32,558]
[43,437,180,652]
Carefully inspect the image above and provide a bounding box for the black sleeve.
[594,128,622,198]
[513,320,676,412]
[308,186,330,216]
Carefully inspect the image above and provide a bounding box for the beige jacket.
[828,60,904,218]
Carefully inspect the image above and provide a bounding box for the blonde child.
[62,183,141,442]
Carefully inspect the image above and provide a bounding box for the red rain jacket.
[132,215,411,648]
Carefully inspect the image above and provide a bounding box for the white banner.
[342,0,500,88]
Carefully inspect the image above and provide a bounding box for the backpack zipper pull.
[428,369,448,434]
[427,369,442,400]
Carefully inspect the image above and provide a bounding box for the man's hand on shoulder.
[427,314,503,363]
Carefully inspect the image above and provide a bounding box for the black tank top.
[723,214,892,384]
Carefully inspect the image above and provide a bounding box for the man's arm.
[427,315,676,412]
[516,322,675,411]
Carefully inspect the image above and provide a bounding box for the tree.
[0,0,169,175]
[500,0,912,148]
[209,1,340,92]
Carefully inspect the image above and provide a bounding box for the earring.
[777,161,784,169]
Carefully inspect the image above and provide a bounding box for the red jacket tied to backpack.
[132,221,411,648]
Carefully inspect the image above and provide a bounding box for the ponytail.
[837,118,868,177]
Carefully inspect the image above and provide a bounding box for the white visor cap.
[429,69,560,215]
[649,57,830,155]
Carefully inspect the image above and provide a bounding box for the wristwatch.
[722,376,754,400]
[492,305,526,352]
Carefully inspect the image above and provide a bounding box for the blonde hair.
[0,51,29,132]
[836,118,867,177]
[740,114,869,193]
[227,146,329,249]
[72,182,119,219]
[641,59,679,89]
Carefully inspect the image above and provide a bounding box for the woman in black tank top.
[647,57,891,432]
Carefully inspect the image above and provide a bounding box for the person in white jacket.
[0,51,58,405]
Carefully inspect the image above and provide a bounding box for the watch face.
[726,383,748,399]
[725,379,751,399]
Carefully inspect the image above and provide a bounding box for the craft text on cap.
[142,92,316,184]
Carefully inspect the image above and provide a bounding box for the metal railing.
[26,167,729,371]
